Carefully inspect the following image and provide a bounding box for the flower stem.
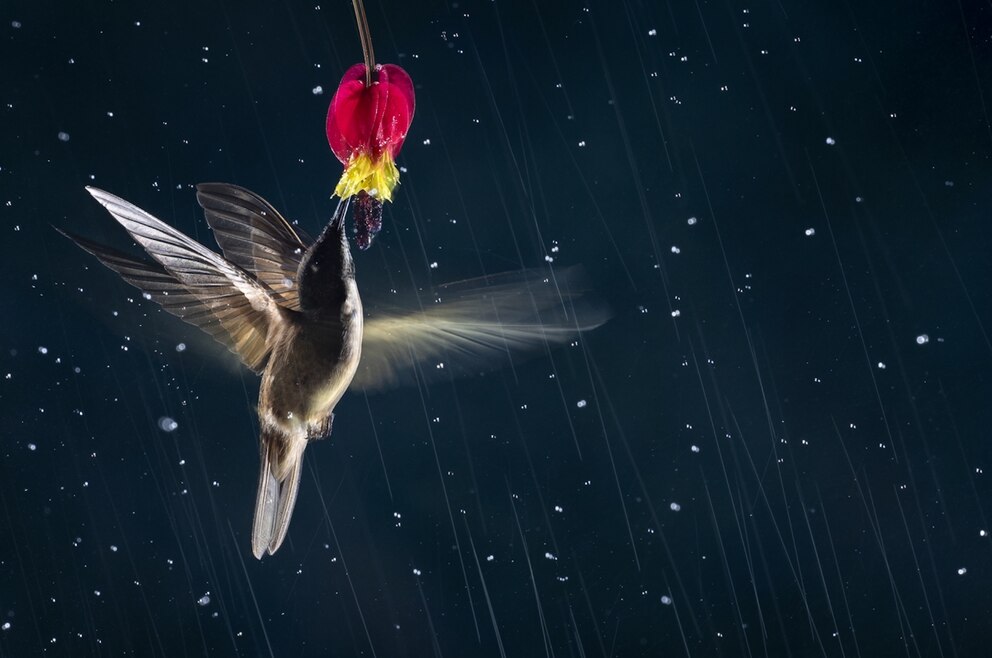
[352,0,376,87]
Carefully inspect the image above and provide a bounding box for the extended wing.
[62,187,282,373]
[195,183,311,310]
[352,267,611,391]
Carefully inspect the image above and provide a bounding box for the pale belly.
[260,318,363,432]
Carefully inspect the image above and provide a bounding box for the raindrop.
[825,137,836,145]
[57,131,70,142]
[197,594,211,606]
[916,334,929,345]
[158,417,178,432]
[661,595,672,605]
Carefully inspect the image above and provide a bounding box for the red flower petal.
[326,64,415,165]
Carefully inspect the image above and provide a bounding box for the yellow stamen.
[334,151,400,202]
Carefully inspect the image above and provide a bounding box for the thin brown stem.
[352,0,376,87]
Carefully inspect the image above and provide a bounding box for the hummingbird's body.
[63,185,363,557]
[252,210,363,557]
[61,184,609,559]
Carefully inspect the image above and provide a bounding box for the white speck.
[544,255,554,263]
[312,85,323,95]
[28,443,37,451]
[944,180,954,187]
[412,568,422,576]
[660,595,672,605]
[877,361,886,369]
[554,505,563,513]
[957,567,967,576]
[197,594,211,606]
[576,399,587,408]
[670,245,680,254]
[916,334,929,345]
[158,417,178,432]
[38,346,48,355]
[670,502,681,512]
[110,545,118,552]
[422,138,431,146]
[980,529,987,537]
[94,590,101,597]
[11,20,22,29]
[648,28,657,36]
[691,445,700,453]
[58,131,70,142]
[687,216,697,226]
[544,552,557,561]
[175,343,186,352]
[825,137,836,145]
[486,555,494,562]
[429,261,438,269]
[804,227,815,237]
[578,140,586,147]
[671,309,681,317]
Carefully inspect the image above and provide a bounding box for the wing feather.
[351,267,611,391]
[195,183,310,310]
[62,188,282,372]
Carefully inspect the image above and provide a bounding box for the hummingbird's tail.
[252,427,306,559]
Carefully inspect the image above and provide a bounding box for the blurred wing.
[196,183,311,310]
[352,267,611,391]
[69,187,281,372]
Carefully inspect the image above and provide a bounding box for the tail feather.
[252,429,306,559]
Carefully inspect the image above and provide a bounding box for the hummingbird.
[60,184,609,558]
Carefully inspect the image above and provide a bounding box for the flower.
[326,63,415,203]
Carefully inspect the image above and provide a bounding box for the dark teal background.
[3,0,992,655]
